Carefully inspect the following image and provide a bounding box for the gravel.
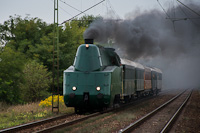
[56,89,180,133]
[51,88,199,133]
[170,89,200,133]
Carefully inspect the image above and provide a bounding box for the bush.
[39,95,64,108]
[0,47,26,104]
[20,61,52,102]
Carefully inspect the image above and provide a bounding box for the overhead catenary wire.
[157,0,200,31]
[176,0,200,17]
[51,0,73,17]
[160,0,200,21]
[107,0,121,19]
[176,1,195,25]
[59,5,73,17]
[59,0,86,15]
[61,0,105,25]
[157,0,171,18]
[175,0,200,26]
[157,0,177,30]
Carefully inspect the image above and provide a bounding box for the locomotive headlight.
[96,86,101,91]
[72,86,77,91]
[86,44,89,49]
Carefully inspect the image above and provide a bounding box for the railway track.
[119,89,192,133]
[0,88,179,133]
[35,89,179,133]
[0,113,77,133]
[34,95,156,133]
[0,92,160,133]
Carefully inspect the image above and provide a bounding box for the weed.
[0,96,74,130]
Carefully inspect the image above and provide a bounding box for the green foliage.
[0,47,26,104]
[0,15,97,104]
[20,61,52,102]
[1,16,49,53]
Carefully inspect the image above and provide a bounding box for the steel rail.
[119,89,187,133]
[0,95,154,133]
[0,113,75,133]
[0,89,172,133]
[160,89,192,133]
[36,112,101,133]
[36,89,176,133]
[35,94,158,132]
[35,97,154,132]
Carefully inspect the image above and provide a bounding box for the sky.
[1,0,200,89]
[0,0,162,24]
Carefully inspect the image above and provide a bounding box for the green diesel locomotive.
[63,39,162,113]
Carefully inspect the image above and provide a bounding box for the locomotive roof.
[120,58,144,69]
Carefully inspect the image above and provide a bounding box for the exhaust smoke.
[83,1,200,89]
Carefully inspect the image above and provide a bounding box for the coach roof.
[150,67,162,74]
[120,58,144,69]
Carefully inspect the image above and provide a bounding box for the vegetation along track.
[38,89,180,132]
[0,113,76,133]
[119,89,192,133]
[0,95,152,133]
[34,94,158,133]
[0,89,178,133]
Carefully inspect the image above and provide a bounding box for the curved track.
[119,89,192,133]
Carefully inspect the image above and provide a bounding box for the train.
[63,39,162,113]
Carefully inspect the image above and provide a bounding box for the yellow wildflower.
[39,95,64,108]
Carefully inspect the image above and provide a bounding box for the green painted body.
[135,68,144,91]
[74,44,101,72]
[63,44,122,109]
[63,44,162,111]
[123,65,136,96]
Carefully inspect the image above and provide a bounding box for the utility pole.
[52,0,59,113]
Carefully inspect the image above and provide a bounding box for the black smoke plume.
[84,1,200,88]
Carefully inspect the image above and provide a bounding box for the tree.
[0,47,26,104]
[20,61,52,102]
[0,15,98,97]
[0,15,52,57]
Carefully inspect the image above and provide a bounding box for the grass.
[0,100,74,130]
